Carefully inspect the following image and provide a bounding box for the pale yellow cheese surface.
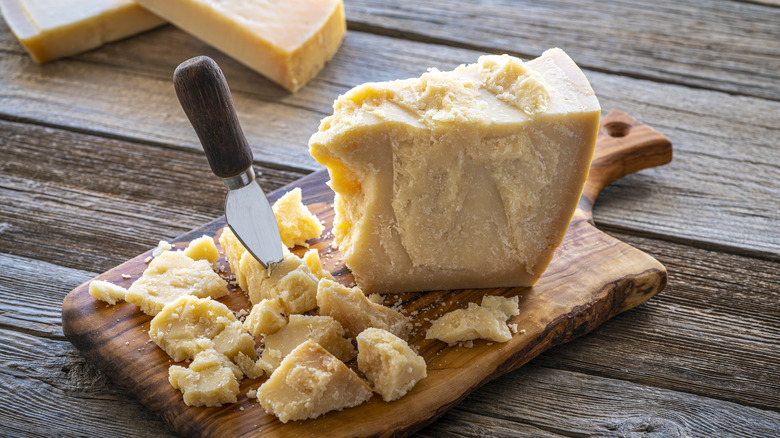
[133,0,346,92]
[426,295,519,344]
[88,280,126,305]
[356,328,427,402]
[244,298,287,338]
[242,252,320,314]
[273,187,325,248]
[261,314,354,372]
[219,227,249,291]
[309,48,600,293]
[125,251,228,316]
[168,349,242,407]
[316,278,409,339]
[183,235,220,264]
[149,295,255,362]
[0,0,164,63]
[257,340,372,423]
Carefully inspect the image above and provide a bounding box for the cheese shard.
[356,328,427,402]
[244,298,287,338]
[149,295,255,362]
[426,295,519,344]
[0,0,164,63]
[134,0,346,93]
[257,340,372,423]
[183,235,220,264]
[88,280,127,305]
[309,48,600,293]
[272,187,325,248]
[317,278,409,339]
[261,314,355,372]
[168,349,242,407]
[125,251,227,316]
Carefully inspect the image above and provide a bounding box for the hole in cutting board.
[605,121,631,138]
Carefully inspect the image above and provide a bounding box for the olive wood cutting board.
[62,110,672,437]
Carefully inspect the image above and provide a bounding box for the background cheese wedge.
[310,48,601,293]
[0,0,164,63]
[134,0,346,93]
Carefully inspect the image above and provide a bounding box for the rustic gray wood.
[345,0,780,100]
[1,0,778,436]
[0,23,777,259]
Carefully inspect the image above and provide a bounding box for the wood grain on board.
[62,112,672,437]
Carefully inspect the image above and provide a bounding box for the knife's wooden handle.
[174,56,253,179]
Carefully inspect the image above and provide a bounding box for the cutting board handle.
[174,56,254,179]
[578,110,672,220]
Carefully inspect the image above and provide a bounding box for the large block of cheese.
[0,0,164,63]
[309,48,600,293]
[134,0,346,92]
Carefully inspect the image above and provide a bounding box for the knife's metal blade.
[225,182,283,269]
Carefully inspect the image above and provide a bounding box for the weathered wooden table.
[1,1,778,436]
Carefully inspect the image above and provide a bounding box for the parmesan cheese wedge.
[134,0,346,92]
[0,0,164,63]
[309,48,600,293]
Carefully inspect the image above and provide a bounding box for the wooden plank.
[534,229,780,411]
[345,0,780,100]
[0,24,777,258]
[418,364,780,438]
[0,119,306,273]
[0,327,176,438]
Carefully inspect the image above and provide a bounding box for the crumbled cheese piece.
[183,235,220,264]
[356,328,427,402]
[246,389,257,399]
[168,349,242,407]
[121,273,132,280]
[234,352,272,379]
[272,187,325,248]
[426,295,519,344]
[125,251,227,316]
[149,295,255,362]
[261,314,354,372]
[241,251,319,314]
[302,248,335,281]
[244,298,287,337]
[152,240,172,257]
[317,278,408,338]
[257,340,372,423]
[88,280,127,305]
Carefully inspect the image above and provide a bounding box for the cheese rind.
[133,0,346,92]
[257,340,372,423]
[356,328,427,402]
[309,48,600,293]
[125,250,227,316]
[0,0,164,63]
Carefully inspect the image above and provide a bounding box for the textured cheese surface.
[134,0,346,92]
[309,48,600,293]
[241,252,320,314]
[0,0,164,63]
[257,340,372,423]
[183,235,220,264]
[244,298,287,338]
[356,328,427,402]
[125,251,227,316]
[149,295,255,362]
[317,278,409,338]
[88,280,127,305]
[168,349,242,407]
[426,295,519,344]
[261,314,354,372]
[273,187,325,248]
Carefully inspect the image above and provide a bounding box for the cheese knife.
[173,56,283,269]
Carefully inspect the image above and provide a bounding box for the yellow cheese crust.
[133,0,346,92]
[0,0,164,63]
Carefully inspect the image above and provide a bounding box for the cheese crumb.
[426,295,519,344]
[88,280,127,305]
